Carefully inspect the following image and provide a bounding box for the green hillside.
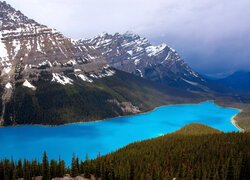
[2,70,200,125]
[173,123,222,135]
[85,124,249,179]
[1,124,249,179]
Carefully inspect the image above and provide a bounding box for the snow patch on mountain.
[182,79,199,86]
[23,80,36,90]
[76,74,93,83]
[5,82,12,89]
[134,59,140,65]
[127,50,133,56]
[0,32,9,60]
[146,43,167,57]
[51,73,73,85]
[1,66,11,75]
[38,60,52,68]
[74,69,81,72]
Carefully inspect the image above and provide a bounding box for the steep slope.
[79,32,210,92]
[0,1,111,122]
[3,70,200,125]
[0,1,200,125]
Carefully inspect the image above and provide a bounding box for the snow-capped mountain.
[79,32,208,91]
[0,1,197,126]
[0,1,115,85]
[0,1,118,121]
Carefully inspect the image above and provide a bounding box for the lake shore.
[231,109,244,132]
[0,100,242,132]
[0,100,241,164]
[0,100,209,128]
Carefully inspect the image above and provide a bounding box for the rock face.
[79,32,209,91]
[0,1,114,86]
[0,1,117,123]
[0,1,200,125]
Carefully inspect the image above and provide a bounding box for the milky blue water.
[0,101,240,165]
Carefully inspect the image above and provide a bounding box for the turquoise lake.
[0,101,240,165]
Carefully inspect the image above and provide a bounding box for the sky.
[5,0,250,77]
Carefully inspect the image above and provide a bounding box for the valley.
[0,101,240,165]
[0,1,249,179]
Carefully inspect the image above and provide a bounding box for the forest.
[2,70,199,126]
[0,124,249,179]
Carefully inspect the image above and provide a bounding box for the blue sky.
[6,0,250,76]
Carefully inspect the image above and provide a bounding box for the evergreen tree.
[71,154,79,177]
[42,152,50,180]
[57,157,65,177]
[50,159,57,178]
[23,159,31,180]
[17,160,23,179]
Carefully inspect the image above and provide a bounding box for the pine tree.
[42,152,50,180]
[17,159,23,179]
[31,160,38,178]
[71,154,79,177]
[84,153,91,178]
[3,160,10,180]
[95,153,101,178]
[0,161,4,180]
[11,160,17,180]
[50,159,57,178]
[23,159,31,180]
[57,157,65,177]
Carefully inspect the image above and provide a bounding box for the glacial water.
[0,101,240,165]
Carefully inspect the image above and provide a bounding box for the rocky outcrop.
[0,1,116,122]
[79,32,209,92]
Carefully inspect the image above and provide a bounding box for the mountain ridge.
[79,32,211,92]
[0,1,204,125]
[216,70,250,92]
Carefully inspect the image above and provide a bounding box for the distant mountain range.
[0,1,248,126]
[216,71,250,93]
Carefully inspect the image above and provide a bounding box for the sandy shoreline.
[231,110,244,132]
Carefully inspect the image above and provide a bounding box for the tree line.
[0,128,249,179]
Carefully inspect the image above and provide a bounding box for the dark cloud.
[6,0,250,76]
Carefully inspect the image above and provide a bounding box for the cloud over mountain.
[5,0,250,75]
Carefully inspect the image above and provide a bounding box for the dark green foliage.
[86,124,250,179]
[3,70,201,125]
[57,157,66,177]
[0,124,249,179]
[71,154,79,177]
[42,152,50,180]
[174,123,222,135]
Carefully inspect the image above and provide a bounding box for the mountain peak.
[79,32,206,91]
[0,1,38,30]
[0,1,116,121]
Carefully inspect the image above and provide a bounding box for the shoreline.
[0,100,242,131]
[0,100,208,128]
[231,109,244,132]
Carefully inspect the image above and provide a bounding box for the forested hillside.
[0,124,249,179]
[3,70,200,125]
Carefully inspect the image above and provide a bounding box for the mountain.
[79,32,210,92]
[217,71,250,93]
[0,1,200,125]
